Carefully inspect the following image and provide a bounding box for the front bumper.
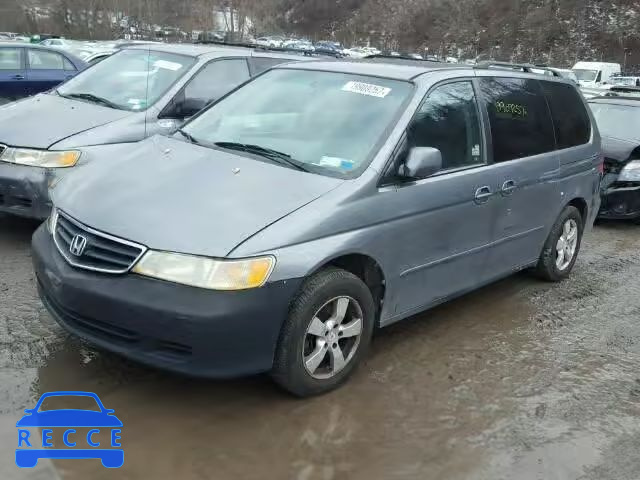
[0,163,59,220]
[32,225,302,378]
[598,180,640,220]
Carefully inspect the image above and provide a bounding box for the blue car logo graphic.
[16,391,123,468]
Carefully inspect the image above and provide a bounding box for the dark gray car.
[0,43,311,219]
[32,60,602,396]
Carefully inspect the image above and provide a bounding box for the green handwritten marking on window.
[495,101,527,117]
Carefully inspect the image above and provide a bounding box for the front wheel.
[535,206,583,282]
[271,267,375,397]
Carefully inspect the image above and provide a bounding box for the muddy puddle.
[1,216,640,480]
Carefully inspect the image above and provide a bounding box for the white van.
[572,61,621,88]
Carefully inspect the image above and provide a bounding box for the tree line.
[1,0,638,70]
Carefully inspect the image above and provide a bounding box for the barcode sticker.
[342,81,391,98]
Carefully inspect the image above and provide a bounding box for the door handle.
[11,75,24,80]
[501,180,517,196]
[474,186,493,204]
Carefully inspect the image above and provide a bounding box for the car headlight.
[132,251,276,291]
[0,147,80,168]
[47,208,59,233]
[618,160,640,181]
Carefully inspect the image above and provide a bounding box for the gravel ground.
[1,214,639,480]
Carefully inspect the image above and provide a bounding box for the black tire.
[271,267,375,397]
[535,205,583,282]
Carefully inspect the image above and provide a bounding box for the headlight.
[618,160,640,181]
[47,208,59,233]
[132,251,275,291]
[0,147,80,168]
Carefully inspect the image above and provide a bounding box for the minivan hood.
[601,135,640,163]
[54,136,342,257]
[0,94,131,149]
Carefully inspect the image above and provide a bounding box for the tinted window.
[184,59,249,103]
[479,77,555,162]
[407,81,484,170]
[251,57,289,75]
[28,50,65,69]
[541,81,591,148]
[0,48,21,70]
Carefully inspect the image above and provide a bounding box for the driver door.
[387,80,500,316]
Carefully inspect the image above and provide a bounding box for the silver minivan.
[33,60,602,396]
[0,44,310,219]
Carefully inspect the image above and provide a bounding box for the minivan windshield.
[589,103,640,141]
[183,69,413,177]
[573,69,598,82]
[57,49,196,111]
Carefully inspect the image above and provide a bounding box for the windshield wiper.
[214,142,309,172]
[61,93,121,110]
[176,129,200,145]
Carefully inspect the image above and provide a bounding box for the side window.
[541,81,591,149]
[184,59,249,104]
[251,57,288,75]
[0,48,21,70]
[407,81,484,170]
[28,50,65,70]
[596,71,602,83]
[63,57,76,71]
[479,77,555,163]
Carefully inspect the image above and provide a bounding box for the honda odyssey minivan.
[33,60,602,397]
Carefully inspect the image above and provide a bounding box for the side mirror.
[402,147,442,179]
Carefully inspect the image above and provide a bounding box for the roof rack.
[365,54,442,63]
[474,61,561,77]
[193,40,333,58]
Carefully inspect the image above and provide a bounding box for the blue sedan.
[0,42,86,105]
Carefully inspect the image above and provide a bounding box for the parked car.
[256,36,284,48]
[549,67,578,83]
[0,42,86,105]
[573,61,621,88]
[611,75,640,87]
[33,60,601,397]
[0,44,313,219]
[39,38,78,49]
[313,41,343,58]
[589,95,640,221]
[82,49,117,65]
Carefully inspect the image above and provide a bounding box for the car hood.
[0,93,131,149]
[54,136,343,257]
[16,410,123,427]
[601,135,640,163]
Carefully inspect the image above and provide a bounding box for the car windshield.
[183,69,413,178]
[38,395,101,412]
[57,49,196,111]
[573,69,598,81]
[589,103,640,141]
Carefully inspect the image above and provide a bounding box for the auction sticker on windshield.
[342,81,391,98]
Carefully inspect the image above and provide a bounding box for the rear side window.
[479,77,555,162]
[0,48,21,70]
[541,82,591,148]
[28,49,65,70]
[184,58,249,104]
[251,57,289,75]
[63,57,76,71]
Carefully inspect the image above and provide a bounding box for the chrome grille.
[53,210,146,274]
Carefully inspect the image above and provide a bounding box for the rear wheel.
[536,206,583,281]
[271,267,375,397]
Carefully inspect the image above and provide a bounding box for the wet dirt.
[1,214,640,480]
